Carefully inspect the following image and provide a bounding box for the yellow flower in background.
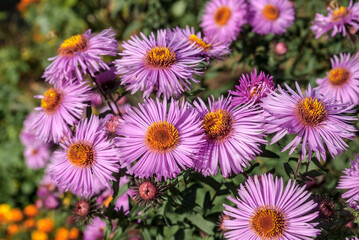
[32,230,48,240]
[24,204,38,217]
[0,204,11,223]
[7,224,20,235]
[37,218,54,233]
[9,208,23,222]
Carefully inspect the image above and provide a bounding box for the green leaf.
[186,213,215,234]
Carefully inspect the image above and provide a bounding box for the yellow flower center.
[66,142,95,167]
[262,4,280,21]
[328,67,349,86]
[296,97,327,126]
[41,88,63,114]
[203,109,233,141]
[188,34,211,52]
[214,6,232,26]
[332,6,349,22]
[145,121,179,152]
[145,47,177,69]
[58,34,88,56]
[250,207,286,238]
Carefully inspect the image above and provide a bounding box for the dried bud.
[75,200,90,217]
[72,198,100,225]
[138,182,157,200]
[314,195,335,219]
[274,42,288,55]
[105,115,121,134]
[132,177,169,207]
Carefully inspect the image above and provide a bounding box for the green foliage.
[0,0,358,239]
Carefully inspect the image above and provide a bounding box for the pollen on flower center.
[214,6,232,26]
[250,85,263,98]
[58,34,88,56]
[250,207,286,238]
[145,47,177,69]
[296,97,327,126]
[67,142,95,167]
[332,6,350,22]
[41,88,63,114]
[145,121,179,152]
[188,34,211,52]
[328,67,350,86]
[262,4,280,21]
[203,109,233,141]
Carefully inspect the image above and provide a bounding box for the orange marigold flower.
[68,227,80,240]
[32,230,48,240]
[17,0,40,13]
[55,227,68,240]
[7,224,20,235]
[37,218,54,233]
[24,218,36,230]
[9,208,23,222]
[24,204,38,217]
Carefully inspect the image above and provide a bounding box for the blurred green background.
[0,0,357,214]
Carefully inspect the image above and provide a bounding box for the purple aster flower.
[338,155,359,210]
[115,98,205,180]
[229,69,275,105]
[223,173,320,239]
[347,237,359,240]
[43,28,118,85]
[114,29,202,98]
[311,0,359,38]
[24,144,50,170]
[31,81,91,143]
[44,195,60,209]
[20,112,38,146]
[50,115,119,197]
[193,96,266,177]
[172,26,230,60]
[20,112,51,169]
[316,53,359,105]
[84,217,107,240]
[200,0,247,43]
[248,0,295,35]
[261,82,357,162]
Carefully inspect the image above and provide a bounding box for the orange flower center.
[250,207,286,238]
[58,34,88,56]
[66,142,95,167]
[328,67,349,86]
[203,109,233,141]
[332,6,350,22]
[41,88,63,114]
[145,121,179,152]
[188,34,211,52]
[145,47,176,69]
[262,4,280,21]
[296,97,327,126]
[214,6,232,26]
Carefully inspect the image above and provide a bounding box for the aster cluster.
[16,0,359,239]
